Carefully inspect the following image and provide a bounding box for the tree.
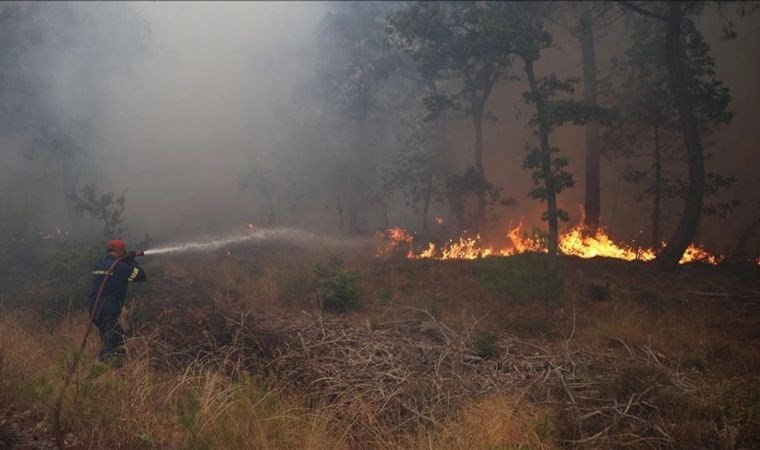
[312,2,408,235]
[618,1,733,269]
[603,14,738,249]
[615,2,733,264]
[0,3,149,235]
[71,184,127,239]
[578,7,602,235]
[384,104,445,236]
[388,2,513,233]
[479,2,606,255]
[240,165,278,227]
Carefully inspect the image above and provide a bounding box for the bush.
[475,253,564,320]
[314,257,361,313]
[722,377,760,447]
[473,330,498,358]
[475,253,564,302]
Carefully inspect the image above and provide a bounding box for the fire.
[377,222,736,265]
[679,243,721,265]
[434,216,445,225]
[374,227,415,257]
[558,227,656,262]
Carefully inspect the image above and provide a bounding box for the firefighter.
[88,239,147,362]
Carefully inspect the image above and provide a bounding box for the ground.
[1,243,759,449]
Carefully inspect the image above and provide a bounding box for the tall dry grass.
[0,307,552,449]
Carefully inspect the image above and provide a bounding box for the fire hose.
[53,251,144,449]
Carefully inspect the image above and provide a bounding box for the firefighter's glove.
[123,251,138,263]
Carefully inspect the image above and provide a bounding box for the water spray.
[141,227,370,256]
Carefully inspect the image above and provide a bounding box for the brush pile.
[135,278,724,448]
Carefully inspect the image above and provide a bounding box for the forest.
[1,2,759,449]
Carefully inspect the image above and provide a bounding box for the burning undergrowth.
[375,221,733,265]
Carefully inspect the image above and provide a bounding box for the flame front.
[377,222,736,265]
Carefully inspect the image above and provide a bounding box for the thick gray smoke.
[1,2,759,253]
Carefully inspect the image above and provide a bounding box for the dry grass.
[2,250,759,448]
[409,394,553,450]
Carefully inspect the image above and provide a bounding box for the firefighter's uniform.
[88,254,147,361]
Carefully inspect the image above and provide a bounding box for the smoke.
[1,2,759,253]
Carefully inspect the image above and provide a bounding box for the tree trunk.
[652,123,662,249]
[336,193,344,236]
[262,189,276,227]
[472,111,487,234]
[580,9,601,236]
[524,58,559,255]
[655,2,705,270]
[422,186,431,236]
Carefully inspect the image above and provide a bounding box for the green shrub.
[473,330,498,358]
[588,282,611,302]
[722,377,760,447]
[475,253,564,302]
[475,253,564,320]
[314,257,361,313]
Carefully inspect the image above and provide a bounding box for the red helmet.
[108,239,126,251]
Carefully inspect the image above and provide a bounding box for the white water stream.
[142,227,368,256]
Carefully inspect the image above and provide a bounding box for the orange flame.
[377,222,737,265]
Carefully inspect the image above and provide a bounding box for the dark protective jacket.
[88,254,147,317]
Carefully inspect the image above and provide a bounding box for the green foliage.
[72,184,127,239]
[475,253,564,305]
[314,257,361,313]
[388,2,513,122]
[318,2,405,120]
[384,109,445,216]
[685,349,708,371]
[444,167,511,231]
[523,144,573,224]
[588,282,611,302]
[177,391,206,448]
[473,330,499,359]
[531,408,556,441]
[603,11,737,228]
[36,239,102,313]
[722,377,760,447]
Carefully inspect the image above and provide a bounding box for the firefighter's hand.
[123,251,138,263]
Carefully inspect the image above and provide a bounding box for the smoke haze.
[1,2,758,253]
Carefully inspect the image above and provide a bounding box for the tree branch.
[617,2,668,22]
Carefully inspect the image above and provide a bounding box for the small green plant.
[685,349,708,371]
[314,257,361,313]
[473,330,499,358]
[588,282,611,302]
[532,407,556,441]
[722,377,760,447]
[475,253,564,320]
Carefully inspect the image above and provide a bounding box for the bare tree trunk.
[655,1,705,270]
[262,189,276,227]
[524,58,559,255]
[422,187,431,236]
[580,9,601,235]
[472,111,487,233]
[652,123,662,249]
[336,194,344,236]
